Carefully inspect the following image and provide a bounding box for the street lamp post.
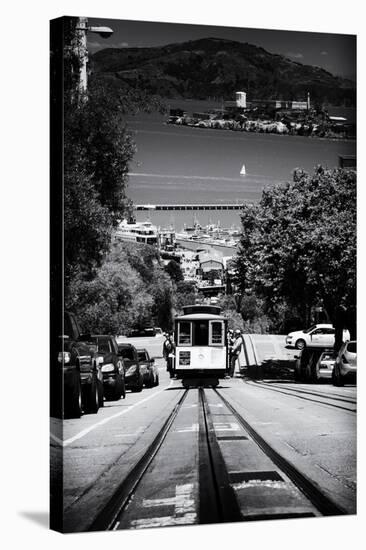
[75,17,113,94]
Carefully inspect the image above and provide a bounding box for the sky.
[88,17,356,81]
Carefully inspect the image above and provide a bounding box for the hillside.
[90,37,355,106]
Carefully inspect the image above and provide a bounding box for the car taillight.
[58,352,71,364]
[342,354,349,364]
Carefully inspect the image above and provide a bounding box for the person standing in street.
[162,332,175,378]
[230,329,243,377]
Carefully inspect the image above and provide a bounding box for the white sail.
[240,164,246,176]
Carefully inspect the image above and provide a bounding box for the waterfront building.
[115,219,159,247]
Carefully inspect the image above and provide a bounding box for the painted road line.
[50,380,175,448]
[129,484,197,529]
[175,423,199,433]
[213,422,240,432]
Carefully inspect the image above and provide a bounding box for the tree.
[61,17,166,288]
[66,241,174,334]
[164,260,184,283]
[175,281,197,313]
[235,166,356,329]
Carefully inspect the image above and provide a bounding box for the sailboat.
[240,164,246,176]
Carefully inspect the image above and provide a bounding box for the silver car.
[315,351,337,381]
[332,341,357,386]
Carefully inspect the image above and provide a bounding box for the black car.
[117,343,144,392]
[90,335,126,401]
[137,348,159,387]
[52,312,101,418]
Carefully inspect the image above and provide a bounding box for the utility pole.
[74,17,113,96]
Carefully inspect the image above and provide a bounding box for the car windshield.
[118,347,134,360]
[322,353,337,360]
[90,337,110,354]
[98,340,110,354]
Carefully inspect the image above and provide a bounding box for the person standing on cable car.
[230,329,242,377]
[226,329,234,377]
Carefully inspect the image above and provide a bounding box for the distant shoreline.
[164,120,355,143]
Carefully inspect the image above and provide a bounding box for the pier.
[135,203,245,211]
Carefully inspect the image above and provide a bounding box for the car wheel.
[293,367,302,382]
[121,378,126,399]
[84,375,99,414]
[295,339,306,350]
[305,364,312,383]
[155,374,159,387]
[66,375,82,418]
[333,366,344,387]
[113,374,123,400]
[98,380,104,408]
[136,375,144,392]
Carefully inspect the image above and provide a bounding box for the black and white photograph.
[49,12,357,535]
[4,2,364,548]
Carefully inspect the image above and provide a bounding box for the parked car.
[286,324,350,350]
[332,341,357,386]
[53,311,101,418]
[117,343,144,392]
[90,335,126,401]
[315,350,337,381]
[137,348,159,387]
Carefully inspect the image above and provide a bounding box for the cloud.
[320,51,328,55]
[88,40,104,49]
[286,51,304,59]
[88,40,129,51]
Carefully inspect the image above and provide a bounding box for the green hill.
[90,37,355,106]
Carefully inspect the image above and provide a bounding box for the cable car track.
[198,387,242,524]
[89,388,190,531]
[244,379,356,413]
[214,388,347,517]
[254,380,356,404]
[88,382,347,531]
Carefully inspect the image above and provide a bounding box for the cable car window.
[178,322,192,345]
[193,321,208,346]
[210,322,223,345]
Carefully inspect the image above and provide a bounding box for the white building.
[235,91,247,108]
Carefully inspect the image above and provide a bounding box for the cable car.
[173,304,228,387]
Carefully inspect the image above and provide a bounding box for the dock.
[135,203,245,211]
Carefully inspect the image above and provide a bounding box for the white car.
[315,351,337,381]
[286,324,350,350]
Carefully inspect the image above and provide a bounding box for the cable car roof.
[182,304,222,315]
[175,313,226,321]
